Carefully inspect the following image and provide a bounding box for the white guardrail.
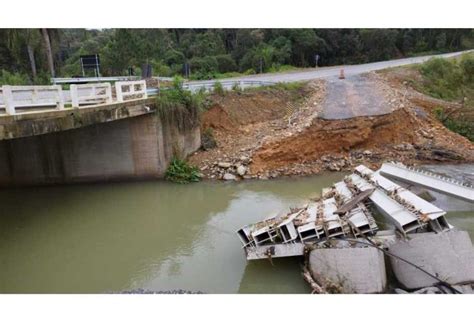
[115,80,148,102]
[1,79,274,115]
[70,83,112,108]
[0,85,64,115]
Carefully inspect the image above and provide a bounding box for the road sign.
[80,55,100,77]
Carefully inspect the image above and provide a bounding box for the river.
[0,167,473,293]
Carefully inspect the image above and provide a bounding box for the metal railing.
[51,76,173,84]
[147,79,276,95]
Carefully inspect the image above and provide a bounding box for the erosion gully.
[0,165,472,293]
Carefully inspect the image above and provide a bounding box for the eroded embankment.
[188,81,325,179]
[189,74,474,180]
[250,106,474,177]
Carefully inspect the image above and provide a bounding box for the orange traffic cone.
[339,68,345,79]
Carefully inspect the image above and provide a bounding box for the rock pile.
[202,155,252,180]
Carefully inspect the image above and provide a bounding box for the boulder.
[236,165,247,176]
[327,163,341,172]
[222,173,237,181]
[217,162,232,169]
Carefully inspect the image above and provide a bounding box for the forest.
[0,29,473,84]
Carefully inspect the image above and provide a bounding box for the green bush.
[213,81,225,95]
[156,76,207,131]
[434,106,473,142]
[0,70,31,85]
[165,158,201,183]
[150,59,173,77]
[215,54,238,73]
[189,56,219,80]
[419,57,463,100]
[231,82,242,92]
[243,68,256,75]
[460,54,474,83]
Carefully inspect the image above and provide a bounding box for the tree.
[41,28,55,77]
[5,29,41,79]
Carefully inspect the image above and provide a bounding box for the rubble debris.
[388,230,474,290]
[236,162,474,294]
[302,265,327,294]
[309,245,387,294]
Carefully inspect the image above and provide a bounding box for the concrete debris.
[309,245,386,294]
[388,230,474,290]
[236,162,474,294]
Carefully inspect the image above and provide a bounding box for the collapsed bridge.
[237,162,474,294]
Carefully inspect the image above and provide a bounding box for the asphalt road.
[321,74,394,120]
[188,50,472,85]
[1,50,471,114]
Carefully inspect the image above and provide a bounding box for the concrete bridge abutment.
[0,99,201,186]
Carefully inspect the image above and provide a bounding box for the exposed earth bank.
[188,72,474,180]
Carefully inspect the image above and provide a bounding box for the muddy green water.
[0,172,473,294]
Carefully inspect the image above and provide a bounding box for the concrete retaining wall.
[0,111,201,186]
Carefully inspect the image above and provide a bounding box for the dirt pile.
[188,81,326,179]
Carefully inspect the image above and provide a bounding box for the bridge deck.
[0,98,155,140]
[380,163,474,203]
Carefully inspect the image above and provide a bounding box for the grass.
[415,54,474,142]
[434,106,474,142]
[416,53,474,103]
[165,158,201,184]
[213,81,225,96]
[156,76,208,130]
[243,81,306,93]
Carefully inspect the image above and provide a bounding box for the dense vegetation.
[1,29,473,84]
[419,54,474,101]
[165,158,201,183]
[417,54,474,141]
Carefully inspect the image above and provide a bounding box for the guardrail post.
[105,83,113,104]
[142,81,148,99]
[54,85,65,110]
[70,84,79,108]
[115,82,124,102]
[2,86,16,115]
